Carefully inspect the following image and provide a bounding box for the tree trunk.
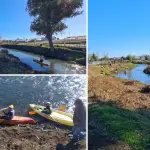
[47,32,54,56]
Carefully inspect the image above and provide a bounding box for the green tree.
[132,55,136,60]
[126,55,132,62]
[91,53,98,61]
[26,0,83,54]
[29,39,36,42]
[145,55,149,60]
[101,56,109,61]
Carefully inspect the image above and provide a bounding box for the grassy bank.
[89,102,150,150]
[89,62,150,149]
[132,60,150,65]
[89,62,136,75]
[1,44,86,65]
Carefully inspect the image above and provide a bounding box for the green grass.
[75,58,86,64]
[99,62,136,75]
[2,43,72,51]
[100,67,111,75]
[132,60,150,65]
[89,102,150,150]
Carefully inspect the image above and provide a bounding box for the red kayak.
[0,116,36,125]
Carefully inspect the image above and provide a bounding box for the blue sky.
[0,0,86,40]
[89,0,150,57]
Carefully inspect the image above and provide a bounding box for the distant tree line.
[89,53,150,62]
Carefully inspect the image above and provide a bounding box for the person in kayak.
[72,99,86,141]
[42,102,52,114]
[40,55,44,63]
[0,105,15,120]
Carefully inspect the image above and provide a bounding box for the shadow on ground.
[88,100,150,150]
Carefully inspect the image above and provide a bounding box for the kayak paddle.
[0,107,8,112]
[29,105,67,115]
[29,111,37,115]
[59,105,67,111]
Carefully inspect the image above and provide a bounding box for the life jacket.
[46,106,51,114]
[8,109,15,119]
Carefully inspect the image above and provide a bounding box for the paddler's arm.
[3,111,8,115]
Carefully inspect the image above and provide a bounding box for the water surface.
[0,48,86,74]
[115,64,150,84]
[0,76,86,115]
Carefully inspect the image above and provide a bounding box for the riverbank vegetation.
[1,45,86,65]
[0,42,86,52]
[89,62,136,75]
[89,62,150,150]
[132,60,150,65]
[89,53,150,65]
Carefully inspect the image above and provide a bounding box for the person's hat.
[46,102,51,106]
[8,105,14,109]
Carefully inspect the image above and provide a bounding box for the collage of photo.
[0,0,87,150]
[1,0,150,150]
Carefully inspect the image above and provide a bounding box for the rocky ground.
[0,124,86,150]
[0,49,46,74]
[143,65,150,74]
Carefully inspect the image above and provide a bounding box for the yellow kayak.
[29,104,73,126]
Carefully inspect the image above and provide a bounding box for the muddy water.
[0,76,86,115]
[115,64,150,84]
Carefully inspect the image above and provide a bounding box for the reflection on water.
[0,48,86,74]
[0,76,86,114]
[115,64,150,84]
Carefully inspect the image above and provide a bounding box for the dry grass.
[89,62,135,76]
[89,63,150,109]
[89,74,150,109]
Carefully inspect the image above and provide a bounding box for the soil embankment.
[89,62,150,150]
[89,62,150,109]
[0,49,46,74]
[0,125,85,150]
[89,74,150,109]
